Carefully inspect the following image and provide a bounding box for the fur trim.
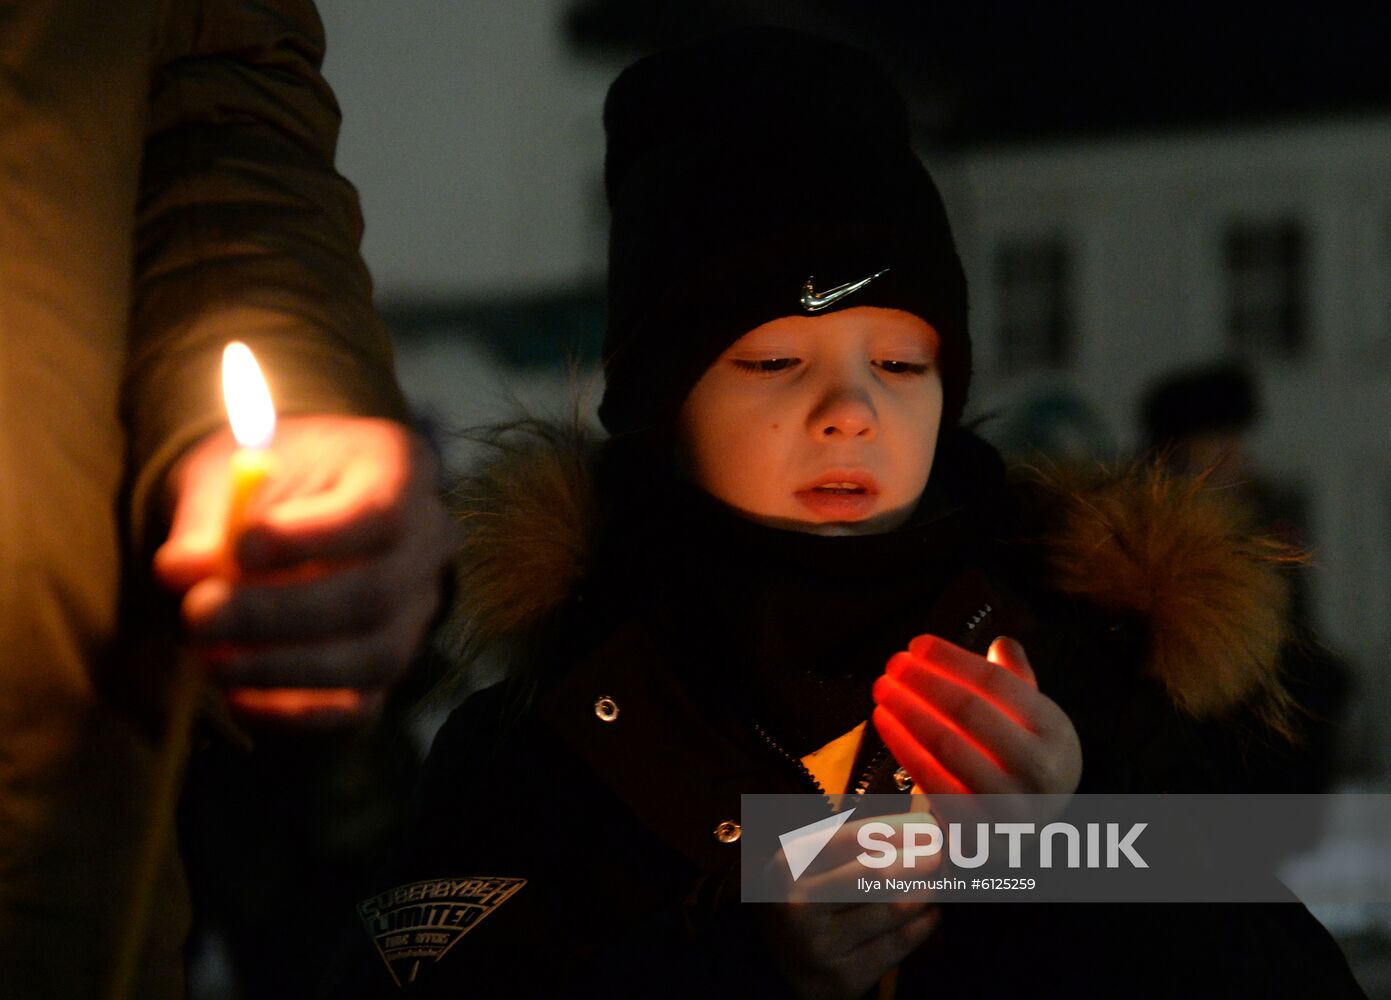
[439,418,596,667]
[444,426,1295,723]
[1021,462,1298,727]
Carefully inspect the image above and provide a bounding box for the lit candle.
[221,341,276,556]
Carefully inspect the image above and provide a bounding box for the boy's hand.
[762,812,943,999]
[153,415,457,727]
[871,635,1082,800]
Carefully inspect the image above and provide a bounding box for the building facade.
[937,116,1391,773]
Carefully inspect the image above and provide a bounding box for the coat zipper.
[960,602,994,648]
[751,719,836,812]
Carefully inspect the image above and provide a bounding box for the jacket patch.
[358,876,526,987]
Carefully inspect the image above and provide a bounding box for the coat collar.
[442,421,1294,726]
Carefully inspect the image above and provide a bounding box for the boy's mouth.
[795,471,879,518]
[798,471,879,494]
[813,483,866,494]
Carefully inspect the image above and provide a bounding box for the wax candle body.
[225,447,273,563]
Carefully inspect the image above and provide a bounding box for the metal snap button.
[593,695,619,722]
[713,820,742,844]
[893,766,913,792]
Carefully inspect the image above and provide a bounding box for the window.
[994,235,1072,372]
[1224,219,1307,359]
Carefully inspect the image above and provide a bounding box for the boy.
[344,28,1363,998]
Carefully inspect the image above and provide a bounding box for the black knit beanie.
[597,27,971,439]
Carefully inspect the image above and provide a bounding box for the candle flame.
[222,341,276,449]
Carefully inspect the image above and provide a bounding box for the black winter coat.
[335,427,1365,998]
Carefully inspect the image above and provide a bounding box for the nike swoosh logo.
[800,268,890,312]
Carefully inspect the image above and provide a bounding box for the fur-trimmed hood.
[443,421,1296,724]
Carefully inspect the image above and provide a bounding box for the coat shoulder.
[1009,462,1297,724]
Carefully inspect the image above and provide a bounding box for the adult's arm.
[127,0,408,552]
[131,1,457,728]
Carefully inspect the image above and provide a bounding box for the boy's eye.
[731,358,800,373]
[874,360,932,375]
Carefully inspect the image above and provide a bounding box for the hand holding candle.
[871,634,1082,799]
[153,345,456,727]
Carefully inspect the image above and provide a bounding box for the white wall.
[318,0,617,299]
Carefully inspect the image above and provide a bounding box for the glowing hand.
[763,812,942,1000]
[872,635,1082,799]
[154,415,457,727]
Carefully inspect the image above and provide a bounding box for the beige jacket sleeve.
[126,0,409,548]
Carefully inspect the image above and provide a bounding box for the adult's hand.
[153,415,457,727]
[872,635,1082,802]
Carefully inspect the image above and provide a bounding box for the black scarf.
[597,429,1007,759]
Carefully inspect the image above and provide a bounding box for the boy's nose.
[809,385,877,440]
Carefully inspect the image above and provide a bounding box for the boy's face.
[678,306,943,535]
